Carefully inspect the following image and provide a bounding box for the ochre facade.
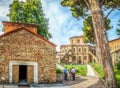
[57,36,96,64]
[109,38,120,66]
[0,22,56,84]
[57,35,120,65]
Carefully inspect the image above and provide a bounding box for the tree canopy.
[117,20,120,37]
[8,0,52,39]
[83,16,112,44]
[61,0,120,44]
[61,0,120,19]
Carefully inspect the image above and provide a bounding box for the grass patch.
[90,63,104,79]
[91,63,120,87]
[62,64,87,76]
[114,70,120,87]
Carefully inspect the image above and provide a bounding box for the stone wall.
[0,29,56,83]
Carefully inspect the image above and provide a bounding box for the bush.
[115,70,120,87]
[56,67,63,74]
[116,62,120,70]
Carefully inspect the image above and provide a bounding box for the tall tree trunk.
[87,0,118,88]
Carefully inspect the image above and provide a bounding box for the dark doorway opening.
[19,65,27,83]
[79,60,81,64]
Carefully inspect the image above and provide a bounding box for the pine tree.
[61,0,120,87]
[82,16,111,44]
[117,20,120,37]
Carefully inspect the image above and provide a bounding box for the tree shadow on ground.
[57,74,87,86]
[87,80,105,88]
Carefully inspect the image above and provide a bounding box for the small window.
[84,56,87,60]
[73,48,75,52]
[77,40,80,43]
[71,40,74,44]
[84,48,86,52]
[79,48,81,52]
[73,56,76,59]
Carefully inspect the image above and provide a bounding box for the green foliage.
[91,63,120,86]
[116,62,120,70]
[117,29,120,36]
[63,64,87,76]
[61,0,88,18]
[61,0,120,19]
[7,0,52,39]
[90,63,104,79]
[115,70,120,87]
[56,67,63,74]
[117,20,120,37]
[61,0,120,87]
[61,0,119,44]
[82,16,112,44]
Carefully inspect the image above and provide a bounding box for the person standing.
[69,68,72,80]
[71,67,76,81]
[63,67,68,80]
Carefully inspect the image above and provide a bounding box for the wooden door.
[13,65,19,83]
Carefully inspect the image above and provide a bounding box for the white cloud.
[41,0,83,51]
[0,32,4,35]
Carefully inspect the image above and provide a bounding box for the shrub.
[56,67,63,74]
[116,62,120,70]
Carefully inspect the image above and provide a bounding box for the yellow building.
[57,36,120,65]
[109,38,120,66]
[58,35,96,64]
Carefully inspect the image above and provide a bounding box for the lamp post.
[1,77,5,88]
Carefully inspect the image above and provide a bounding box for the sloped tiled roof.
[70,35,84,39]
[109,37,120,43]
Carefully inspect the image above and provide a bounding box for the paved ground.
[57,74,104,88]
[86,65,96,77]
[0,65,105,88]
[0,75,104,88]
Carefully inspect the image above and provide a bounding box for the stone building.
[0,21,56,84]
[109,38,120,66]
[57,36,96,64]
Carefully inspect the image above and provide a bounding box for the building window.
[84,48,86,52]
[79,48,81,52]
[77,40,80,43]
[79,56,81,64]
[84,56,87,60]
[73,48,75,52]
[71,40,74,44]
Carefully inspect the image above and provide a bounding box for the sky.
[0,0,120,51]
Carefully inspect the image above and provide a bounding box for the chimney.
[2,21,38,34]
